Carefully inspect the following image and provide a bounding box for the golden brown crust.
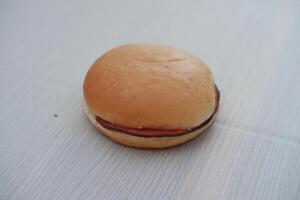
[83,44,216,130]
[84,101,217,148]
[94,85,219,137]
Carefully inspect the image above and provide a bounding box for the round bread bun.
[83,44,219,148]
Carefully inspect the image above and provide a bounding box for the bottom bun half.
[84,101,217,149]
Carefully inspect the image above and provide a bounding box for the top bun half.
[83,44,216,130]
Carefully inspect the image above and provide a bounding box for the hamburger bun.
[83,44,220,148]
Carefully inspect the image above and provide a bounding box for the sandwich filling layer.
[95,86,220,138]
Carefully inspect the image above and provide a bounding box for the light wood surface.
[1,0,300,199]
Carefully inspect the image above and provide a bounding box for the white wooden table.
[1,0,300,199]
